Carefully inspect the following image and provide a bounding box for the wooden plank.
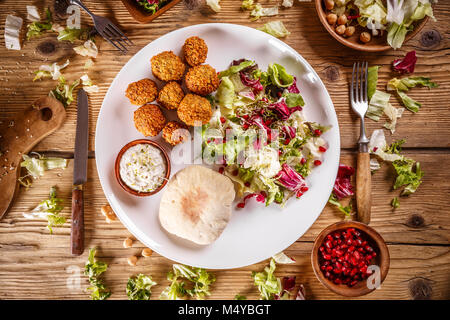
[0,1,449,151]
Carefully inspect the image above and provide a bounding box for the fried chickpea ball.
[182,36,208,67]
[151,51,186,81]
[184,64,219,96]
[177,94,212,126]
[125,78,158,105]
[134,104,166,137]
[157,81,185,110]
[162,121,189,146]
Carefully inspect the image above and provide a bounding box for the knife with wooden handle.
[71,89,89,256]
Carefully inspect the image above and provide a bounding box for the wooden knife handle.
[356,152,372,224]
[71,186,84,256]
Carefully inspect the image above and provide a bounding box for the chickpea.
[360,32,371,43]
[123,237,133,248]
[324,0,334,10]
[337,14,348,25]
[141,248,153,257]
[127,255,138,266]
[326,13,337,25]
[101,204,117,221]
[335,24,346,35]
[345,26,356,37]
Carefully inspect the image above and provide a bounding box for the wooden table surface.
[0,0,449,300]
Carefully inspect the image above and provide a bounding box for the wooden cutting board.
[0,97,66,219]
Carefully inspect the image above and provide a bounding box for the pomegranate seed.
[365,245,373,252]
[349,280,358,287]
[353,251,361,261]
[319,246,325,252]
[323,254,332,260]
[284,138,291,145]
[237,202,245,209]
[371,252,377,257]
[244,182,251,187]
[300,158,306,165]
[218,167,224,174]
[243,114,249,120]
[220,116,226,123]
[320,265,326,271]
[242,123,249,130]
[314,160,322,166]
[325,240,333,249]
[336,250,344,257]
[314,129,322,136]
[319,146,327,152]
[300,186,309,193]
[232,169,238,176]
[333,278,341,285]
[325,271,331,278]
[326,266,333,272]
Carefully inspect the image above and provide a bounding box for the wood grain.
[356,152,371,224]
[0,0,449,300]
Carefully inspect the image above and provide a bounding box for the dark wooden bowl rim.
[311,220,390,297]
[121,0,182,24]
[314,0,430,52]
[114,139,171,197]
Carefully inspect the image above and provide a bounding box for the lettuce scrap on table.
[26,8,53,40]
[126,274,157,300]
[22,186,66,233]
[328,164,355,217]
[204,59,330,208]
[160,265,215,300]
[18,152,68,187]
[84,248,111,300]
[257,21,290,38]
[49,76,80,107]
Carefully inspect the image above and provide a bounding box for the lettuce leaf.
[392,159,424,195]
[26,8,52,40]
[206,0,221,12]
[257,21,290,38]
[367,90,391,121]
[219,60,254,78]
[268,63,294,88]
[126,274,157,300]
[387,76,438,112]
[367,66,380,100]
[250,4,279,21]
[216,76,235,110]
[49,76,80,107]
[84,247,111,300]
[252,259,282,300]
[328,193,353,216]
[57,27,89,42]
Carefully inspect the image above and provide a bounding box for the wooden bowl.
[115,139,171,197]
[121,0,182,24]
[311,221,390,297]
[314,0,430,52]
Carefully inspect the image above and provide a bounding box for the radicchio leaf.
[287,77,300,93]
[268,99,302,121]
[392,51,417,74]
[276,163,308,196]
[333,164,355,200]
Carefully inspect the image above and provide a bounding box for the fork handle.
[356,152,371,224]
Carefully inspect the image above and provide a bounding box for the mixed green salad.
[136,0,171,14]
[202,60,330,208]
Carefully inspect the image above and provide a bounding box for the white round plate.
[95,23,340,269]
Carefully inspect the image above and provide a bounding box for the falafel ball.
[151,51,186,82]
[162,121,189,146]
[185,64,219,96]
[134,104,166,137]
[157,81,185,110]
[177,94,212,126]
[182,36,208,67]
[125,78,158,105]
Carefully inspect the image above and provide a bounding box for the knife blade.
[71,88,89,256]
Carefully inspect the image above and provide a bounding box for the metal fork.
[350,62,372,224]
[69,0,133,54]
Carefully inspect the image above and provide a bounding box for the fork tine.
[360,62,365,103]
[103,28,128,53]
[107,23,133,46]
[356,62,360,102]
[104,26,129,52]
[351,62,356,102]
[101,32,127,54]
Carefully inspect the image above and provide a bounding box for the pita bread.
[159,165,235,245]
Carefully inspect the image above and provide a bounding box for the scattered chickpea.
[324,0,334,10]
[326,13,337,25]
[345,26,356,37]
[335,24,346,35]
[123,237,133,248]
[360,32,371,43]
[141,248,153,257]
[101,204,117,222]
[127,255,138,266]
[337,14,348,25]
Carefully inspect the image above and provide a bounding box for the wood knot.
[36,41,58,57]
[324,66,340,82]
[406,214,425,228]
[408,278,432,300]
[420,30,441,48]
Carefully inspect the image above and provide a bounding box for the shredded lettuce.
[257,21,290,38]
[328,193,353,216]
[367,90,391,121]
[84,247,111,300]
[272,252,295,264]
[22,186,65,233]
[367,66,380,100]
[383,103,404,134]
[26,8,52,40]
[241,0,255,10]
[57,27,89,42]
[26,5,41,22]
[234,294,247,300]
[354,0,387,36]
[250,4,279,20]
[126,274,157,300]
[392,159,424,195]
[33,59,70,81]
[219,60,254,78]
[74,39,98,58]
[160,265,215,300]
[282,0,294,8]
[387,76,438,112]
[19,153,68,187]
[49,76,80,107]
[216,76,235,111]
[391,197,400,209]
[206,0,221,12]
[268,63,294,88]
[80,74,99,93]
[252,259,282,300]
